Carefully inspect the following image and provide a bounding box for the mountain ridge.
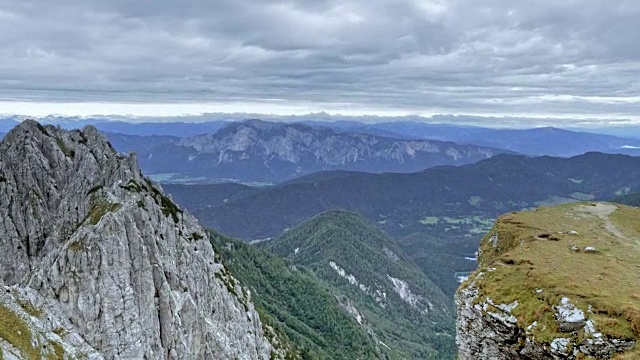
[0,120,291,359]
[261,210,457,359]
[164,151,640,296]
[136,119,510,183]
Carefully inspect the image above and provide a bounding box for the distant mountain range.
[130,119,509,183]
[304,121,640,157]
[164,152,640,295]
[166,152,640,240]
[612,192,640,207]
[5,117,640,185]
[0,116,230,136]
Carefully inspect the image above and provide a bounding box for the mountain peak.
[0,121,286,359]
[159,120,507,183]
[262,210,457,358]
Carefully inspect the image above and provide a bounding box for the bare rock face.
[0,120,283,359]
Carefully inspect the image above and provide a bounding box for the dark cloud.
[0,0,639,121]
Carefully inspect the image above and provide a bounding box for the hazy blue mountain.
[0,117,20,132]
[612,192,640,207]
[164,152,640,295]
[91,120,230,137]
[132,119,509,183]
[0,116,231,137]
[103,132,179,154]
[570,125,640,139]
[0,132,5,140]
[305,121,640,157]
[261,211,456,359]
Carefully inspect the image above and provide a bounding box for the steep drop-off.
[0,121,289,359]
[456,202,639,359]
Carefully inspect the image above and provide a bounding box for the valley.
[164,151,640,295]
[1,119,638,359]
[2,1,638,357]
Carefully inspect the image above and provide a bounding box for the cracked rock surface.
[0,120,281,359]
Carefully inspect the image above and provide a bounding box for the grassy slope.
[466,202,640,358]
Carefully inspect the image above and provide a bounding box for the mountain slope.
[164,152,640,296]
[103,132,178,154]
[209,230,385,360]
[315,121,640,157]
[261,211,457,359]
[169,152,640,241]
[612,192,640,207]
[0,120,291,359]
[136,119,509,183]
[457,202,639,359]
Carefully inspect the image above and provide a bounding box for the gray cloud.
[0,0,639,120]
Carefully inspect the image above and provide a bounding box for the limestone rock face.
[0,120,281,359]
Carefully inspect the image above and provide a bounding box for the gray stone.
[456,280,636,359]
[555,297,586,332]
[0,121,288,359]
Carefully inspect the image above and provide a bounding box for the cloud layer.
[0,0,639,119]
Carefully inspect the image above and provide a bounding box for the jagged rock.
[0,121,286,359]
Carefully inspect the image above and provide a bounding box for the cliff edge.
[0,121,289,359]
[456,202,639,359]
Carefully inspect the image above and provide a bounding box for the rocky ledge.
[456,202,639,359]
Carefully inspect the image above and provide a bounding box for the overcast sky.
[0,0,639,123]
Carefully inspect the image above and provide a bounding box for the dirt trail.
[576,203,627,239]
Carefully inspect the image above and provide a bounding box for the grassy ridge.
[468,202,640,357]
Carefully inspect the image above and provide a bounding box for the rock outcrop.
[0,120,287,359]
[456,202,639,359]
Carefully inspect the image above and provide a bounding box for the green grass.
[0,303,39,360]
[145,178,183,223]
[85,199,122,225]
[55,137,75,158]
[468,202,640,357]
[68,239,87,252]
[120,179,145,193]
[18,300,42,319]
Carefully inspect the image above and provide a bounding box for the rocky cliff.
[456,202,639,359]
[0,120,288,359]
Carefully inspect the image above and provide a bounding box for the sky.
[0,0,639,124]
